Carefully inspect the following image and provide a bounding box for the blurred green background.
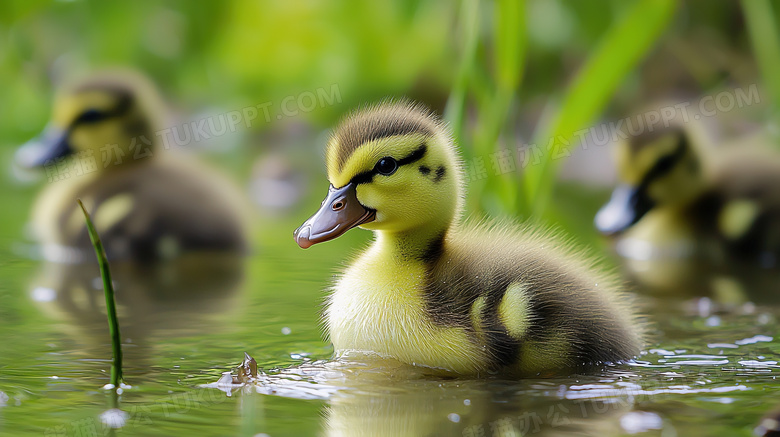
[2,1,780,436]
[2,0,777,229]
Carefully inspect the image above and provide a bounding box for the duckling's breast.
[31,171,99,247]
[325,246,487,375]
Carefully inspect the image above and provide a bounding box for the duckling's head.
[294,101,462,248]
[595,124,705,235]
[16,71,161,171]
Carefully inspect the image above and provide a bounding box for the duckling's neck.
[373,224,449,262]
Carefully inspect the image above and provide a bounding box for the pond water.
[0,185,778,437]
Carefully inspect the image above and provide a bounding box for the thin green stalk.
[444,0,480,155]
[485,0,526,213]
[445,0,482,213]
[520,0,675,217]
[447,0,526,215]
[741,0,780,119]
[78,199,123,387]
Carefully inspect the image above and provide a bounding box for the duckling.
[16,71,248,263]
[294,101,642,377]
[595,117,780,268]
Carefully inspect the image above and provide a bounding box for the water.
[1,198,779,436]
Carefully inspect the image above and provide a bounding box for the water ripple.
[735,335,773,345]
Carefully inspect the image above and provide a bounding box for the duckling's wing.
[63,157,248,261]
[426,222,642,375]
[710,149,780,252]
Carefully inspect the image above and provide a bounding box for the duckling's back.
[708,146,780,257]
[426,222,642,376]
[32,155,248,262]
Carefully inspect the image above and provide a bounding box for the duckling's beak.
[294,182,375,248]
[15,126,72,168]
[595,184,654,235]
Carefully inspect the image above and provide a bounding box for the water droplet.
[100,408,128,429]
[620,411,663,434]
[705,316,721,327]
[697,297,713,317]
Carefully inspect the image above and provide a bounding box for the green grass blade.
[478,0,526,212]
[444,0,480,154]
[520,0,676,217]
[493,0,525,96]
[741,0,780,119]
[78,199,123,387]
[487,0,528,212]
[450,0,527,215]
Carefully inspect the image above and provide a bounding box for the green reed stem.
[520,0,675,217]
[741,0,780,121]
[78,199,123,387]
[444,0,480,153]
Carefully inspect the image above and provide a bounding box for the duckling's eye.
[76,109,107,125]
[375,157,398,176]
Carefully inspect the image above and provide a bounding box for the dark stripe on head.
[74,80,135,112]
[398,143,427,165]
[71,93,133,128]
[331,101,441,172]
[628,125,685,153]
[639,135,688,186]
[349,144,428,185]
[624,134,689,213]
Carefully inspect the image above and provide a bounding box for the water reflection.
[213,349,776,436]
[321,379,629,437]
[199,295,780,436]
[207,359,635,436]
[26,253,245,367]
[614,234,780,305]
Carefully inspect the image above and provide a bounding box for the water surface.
[0,197,778,437]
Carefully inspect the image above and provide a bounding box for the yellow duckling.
[595,118,780,268]
[294,101,642,377]
[16,71,248,262]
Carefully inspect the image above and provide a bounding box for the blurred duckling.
[16,71,248,262]
[294,101,642,377]
[595,116,780,269]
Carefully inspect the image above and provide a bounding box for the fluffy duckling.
[294,101,642,377]
[16,72,248,262]
[595,119,780,267]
